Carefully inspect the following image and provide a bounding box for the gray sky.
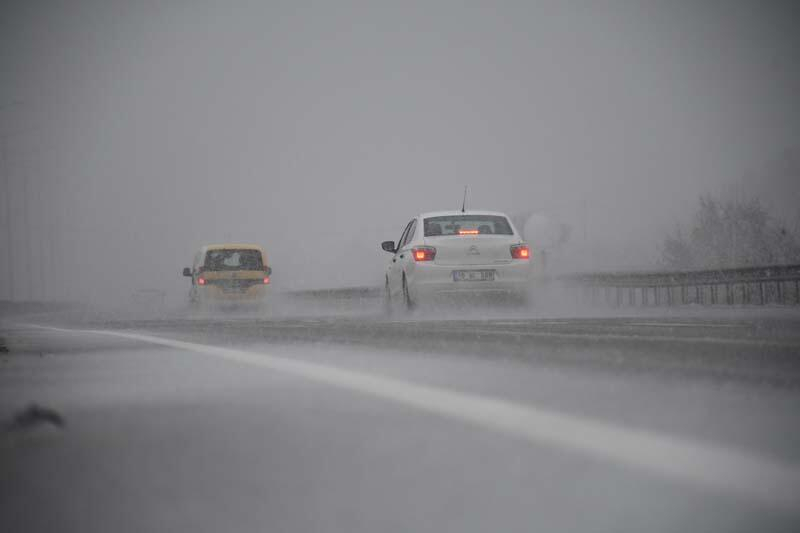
[1,0,798,303]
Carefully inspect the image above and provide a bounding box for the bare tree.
[661,196,800,269]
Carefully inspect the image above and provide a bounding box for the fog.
[1,0,798,305]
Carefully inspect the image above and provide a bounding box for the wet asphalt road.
[2,306,800,532]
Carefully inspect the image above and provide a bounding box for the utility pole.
[1,101,24,301]
[582,197,588,242]
[48,217,57,301]
[1,138,13,300]
[21,167,33,301]
[37,178,46,299]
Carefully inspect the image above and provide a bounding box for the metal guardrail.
[283,264,800,307]
[562,264,800,306]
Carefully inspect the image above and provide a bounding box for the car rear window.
[203,249,263,271]
[424,215,513,236]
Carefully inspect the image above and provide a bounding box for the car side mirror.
[265,266,272,276]
[381,241,396,253]
[182,267,192,277]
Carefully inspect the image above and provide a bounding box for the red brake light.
[198,277,206,285]
[510,244,530,260]
[458,229,479,235]
[412,246,436,262]
[263,277,270,284]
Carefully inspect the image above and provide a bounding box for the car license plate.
[223,281,244,292]
[452,270,495,282]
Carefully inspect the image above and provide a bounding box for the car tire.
[383,277,392,315]
[402,274,415,312]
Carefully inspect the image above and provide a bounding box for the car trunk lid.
[425,235,516,266]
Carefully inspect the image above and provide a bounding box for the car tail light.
[198,277,207,285]
[458,229,479,235]
[510,244,530,260]
[412,246,436,262]
[263,277,270,284]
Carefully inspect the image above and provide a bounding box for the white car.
[381,210,532,309]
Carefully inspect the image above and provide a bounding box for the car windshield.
[203,249,263,271]
[424,215,513,236]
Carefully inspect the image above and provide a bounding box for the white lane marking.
[626,322,741,328]
[433,326,796,347]
[28,324,800,512]
[489,320,571,327]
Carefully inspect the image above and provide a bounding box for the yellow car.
[183,244,272,305]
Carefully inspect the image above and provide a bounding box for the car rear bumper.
[195,285,268,302]
[406,261,531,300]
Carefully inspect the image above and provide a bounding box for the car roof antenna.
[461,186,468,213]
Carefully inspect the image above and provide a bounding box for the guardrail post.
[667,286,673,306]
[725,283,731,305]
[629,287,635,306]
[710,285,717,305]
[759,282,765,305]
[641,286,647,306]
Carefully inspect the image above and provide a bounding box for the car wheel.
[383,277,392,315]
[402,274,415,311]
